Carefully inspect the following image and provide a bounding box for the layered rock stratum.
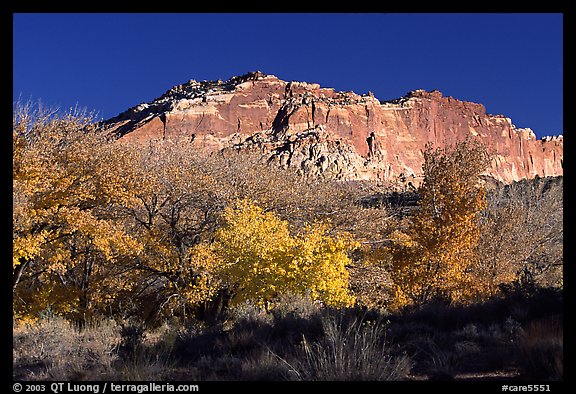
[103,72,563,184]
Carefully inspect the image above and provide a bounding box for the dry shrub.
[13,317,121,380]
[516,315,563,380]
[348,259,394,310]
[479,176,563,292]
[13,317,183,381]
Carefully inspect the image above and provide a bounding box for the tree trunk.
[12,258,29,291]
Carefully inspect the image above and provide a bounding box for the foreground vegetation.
[14,288,562,381]
[13,104,563,380]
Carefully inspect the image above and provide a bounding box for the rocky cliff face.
[103,72,563,184]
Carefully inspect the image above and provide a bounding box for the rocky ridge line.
[103,72,563,184]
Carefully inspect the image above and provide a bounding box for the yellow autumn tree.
[13,103,142,322]
[213,199,356,309]
[389,139,490,308]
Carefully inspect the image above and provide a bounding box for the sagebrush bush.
[13,317,182,381]
[13,317,121,380]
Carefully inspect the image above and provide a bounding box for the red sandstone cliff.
[103,72,563,184]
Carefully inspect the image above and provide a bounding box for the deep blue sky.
[13,13,563,138]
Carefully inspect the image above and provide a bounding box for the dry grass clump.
[288,314,412,381]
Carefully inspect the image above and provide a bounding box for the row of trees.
[13,104,563,325]
[13,105,360,324]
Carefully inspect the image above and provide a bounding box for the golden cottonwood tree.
[13,109,229,323]
[390,140,490,307]
[213,199,356,308]
[13,104,142,321]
